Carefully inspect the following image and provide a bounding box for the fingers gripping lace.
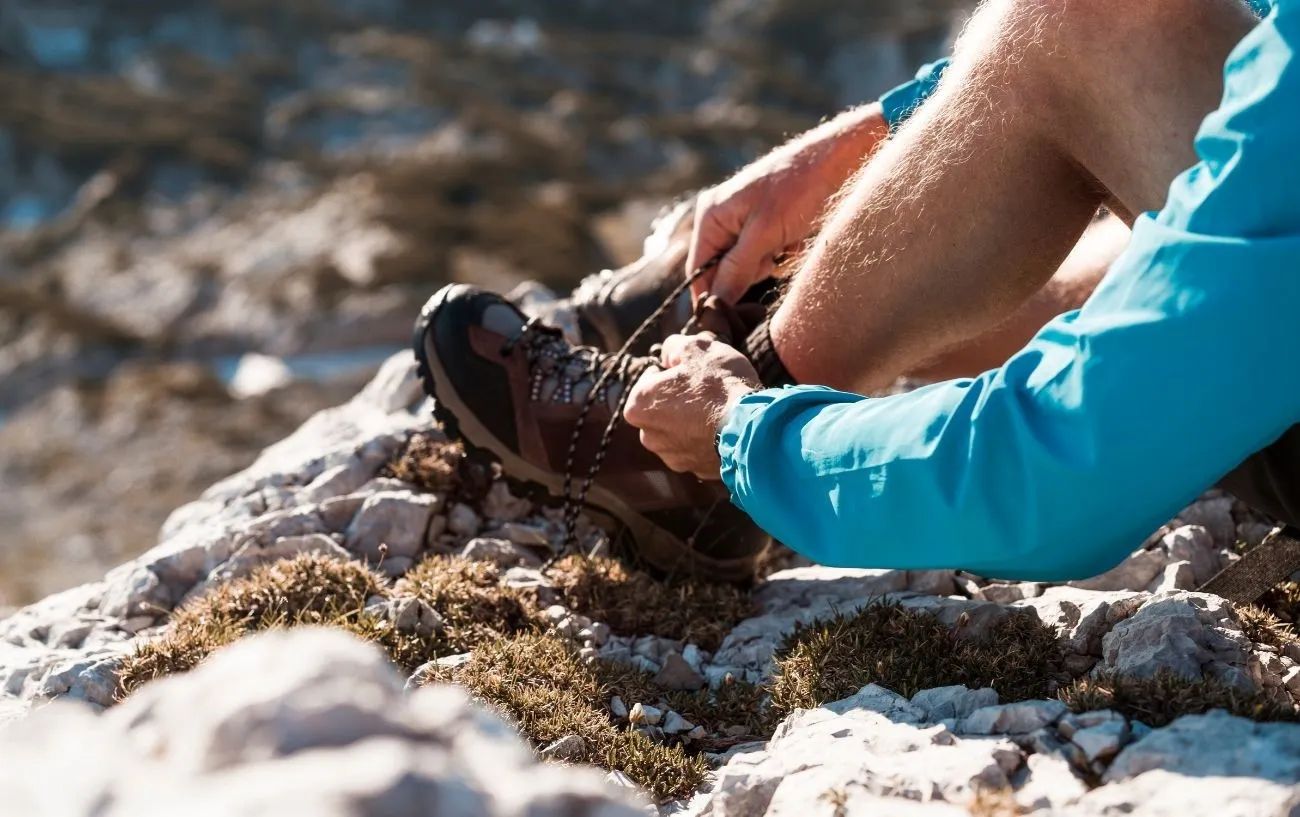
[553,255,721,563]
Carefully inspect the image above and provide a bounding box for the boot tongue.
[691,294,766,346]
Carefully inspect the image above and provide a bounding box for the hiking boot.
[413,282,768,582]
[522,197,781,356]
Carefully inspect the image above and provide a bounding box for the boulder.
[0,629,642,817]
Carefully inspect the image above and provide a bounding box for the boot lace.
[503,257,720,563]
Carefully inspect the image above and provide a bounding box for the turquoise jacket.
[719,0,1299,580]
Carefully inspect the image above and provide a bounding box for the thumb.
[688,194,743,301]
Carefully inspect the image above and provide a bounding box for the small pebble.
[662,711,694,734]
[629,703,663,726]
[540,734,586,761]
[609,696,629,719]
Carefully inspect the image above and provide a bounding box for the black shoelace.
[508,257,720,565]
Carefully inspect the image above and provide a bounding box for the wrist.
[711,380,757,445]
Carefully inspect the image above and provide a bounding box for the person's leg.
[769,0,1259,394]
[906,212,1129,382]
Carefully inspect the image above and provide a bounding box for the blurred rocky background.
[0,0,966,607]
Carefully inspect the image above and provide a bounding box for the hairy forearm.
[770,62,1102,394]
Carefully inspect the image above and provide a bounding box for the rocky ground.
[2,352,1300,815]
[0,0,966,606]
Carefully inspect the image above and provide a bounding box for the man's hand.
[688,103,890,303]
[624,333,760,480]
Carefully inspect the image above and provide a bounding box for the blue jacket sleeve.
[720,3,1300,581]
[879,60,949,131]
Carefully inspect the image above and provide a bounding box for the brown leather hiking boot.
[413,283,768,582]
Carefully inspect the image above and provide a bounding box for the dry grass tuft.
[1258,582,1300,630]
[394,555,541,648]
[118,554,386,697]
[1235,603,1298,651]
[117,553,542,699]
[548,555,755,651]
[386,432,464,493]
[766,602,1061,726]
[426,632,709,802]
[1059,670,1300,728]
[967,787,1026,817]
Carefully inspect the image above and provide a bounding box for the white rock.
[1069,548,1168,592]
[540,734,586,761]
[910,685,999,722]
[1176,496,1238,546]
[906,570,956,596]
[957,700,1067,735]
[628,703,663,726]
[695,705,1021,817]
[1099,593,1252,686]
[609,696,629,719]
[1106,710,1300,783]
[460,537,543,568]
[345,491,442,561]
[1014,753,1089,811]
[822,683,926,723]
[1069,718,1130,764]
[1148,560,1197,594]
[662,711,694,735]
[1160,525,1223,586]
[228,353,292,398]
[1073,769,1300,817]
[0,629,644,816]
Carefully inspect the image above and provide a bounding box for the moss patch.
[385,432,465,494]
[548,555,755,651]
[117,553,538,698]
[767,602,1062,726]
[424,632,710,802]
[1059,670,1300,728]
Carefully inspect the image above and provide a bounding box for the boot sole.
[413,284,757,582]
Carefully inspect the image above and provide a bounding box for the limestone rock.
[688,705,1022,817]
[1159,525,1223,586]
[1106,710,1300,783]
[541,734,587,762]
[1072,770,1300,817]
[460,537,544,568]
[821,683,925,723]
[910,685,999,722]
[1176,496,1239,546]
[655,653,705,692]
[1014,753,1089,811]
[344,491,442,562]
[906,570,956,596]
[0,630,642,816]
[1014,587,1147,659]
[481,482,532,523]
[1099,593,1252,686]
[1069,548,1167,593]
[957,700,1067,736]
